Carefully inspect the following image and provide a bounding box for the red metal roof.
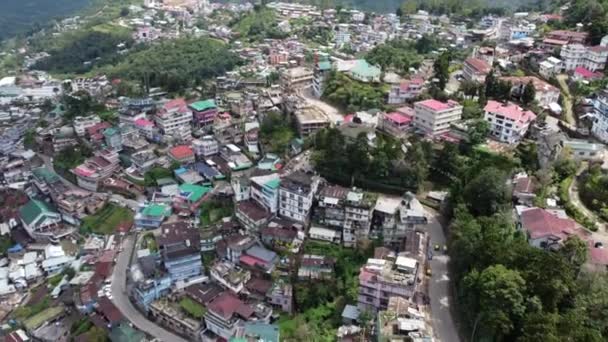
[169,145,194,160]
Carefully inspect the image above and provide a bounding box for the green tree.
[553,148,577,180]
[346,133,371,180]
[463,167,508,216]
[560,236,588,272]
[522,80,536,105]
[520,312,560,342]
[433,52,450,91]
[467,119,490,146]
[464,265,527,340]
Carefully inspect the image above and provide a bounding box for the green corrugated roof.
[103,127,119,136]
[19,200,58,226]
[189,99,216,112]
[240,323,280,342]
[32,167,60,183]
[351,59,381,78]
[179,183,211,202]
[110,324,145,342]
[141,203,171,217]
[266,179,280,189]
[318,61,332,71]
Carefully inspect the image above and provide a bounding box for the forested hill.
[0,0,92,41]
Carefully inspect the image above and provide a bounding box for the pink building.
[134,118,155,139]
[413,99,463,136]
[484,100,536,143]
[387,78,424,105]
[189,99,218,129]
[379,108,413,139]
[72,149,120,192]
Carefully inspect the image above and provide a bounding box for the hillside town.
[2,0,608,341]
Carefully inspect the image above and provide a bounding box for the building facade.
[413,99,463,136]
[484,100,536,144]
[278,172,319,223]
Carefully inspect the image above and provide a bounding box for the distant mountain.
[0,0,92,41]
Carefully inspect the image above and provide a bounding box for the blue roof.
[174,167,187,175]
[193,162,221,179]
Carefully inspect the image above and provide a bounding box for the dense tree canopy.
[34,30,133,74]
[365,39,424,73]
[322,71,386,112]
[106,38,241,93]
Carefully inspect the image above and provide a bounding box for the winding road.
[426,208,460,342]
[111,234,188,342]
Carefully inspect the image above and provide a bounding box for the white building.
[592,88,608,143]
[279,171,319,223]
[335,24,351,48]
[309,226,341,244]
[73,116,101,136]
[539,57,562,79]
[154,98,192,142]
[192,135,219,157]
[560,44,608,72]
[250,173,281,214]
[500,76,560,108]
[484,100,536,144]
[413,99,463,136]
[462,58,491,83]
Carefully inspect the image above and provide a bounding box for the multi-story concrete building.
[343,190,377,248]
[374,193,427,246]
[73,116,101,136]
[134,203,172,230]
[387,79,424,105]
[561,44,608,72]
[357,257,418,312]
[294,106,330,137]
[18,199,63,241]
[312,53,332,98]
[155,98,192,142]
[168,145,195,164]
[149,300,201,340]
[592,87,608,142]
[500,76,560,108]
[462,58,491,83]
[280,67,314,92]
[250,173,281,214]
[192,135,219,157]
[315,185,377,247]
[235,200,271,233]
[335,24,351,48]
[278,171,319,223]
[484,100,536,144]
[210,260,251,294]
[103,127,122,151]
[378,108,414,139]
[189,99,218,129]
[158,222,202,283]
[133,276,172,311]
[72,149,120,191]
[204,292,255,340]
[413,99,463,136]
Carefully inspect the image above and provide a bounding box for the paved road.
[568,163,608,237]
[425,208,460,342]
[111,235,188,342]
